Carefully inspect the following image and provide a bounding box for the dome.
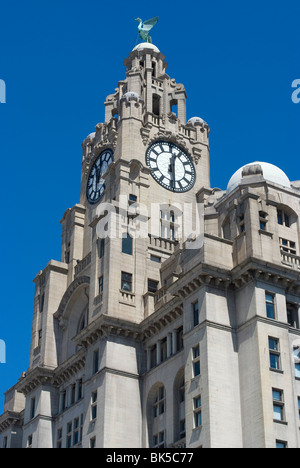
[132,43,160,53]
[188,117,205,126]
[227,161,291,194]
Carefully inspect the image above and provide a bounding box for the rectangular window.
[259,211,268,231]
[176,326,184,352]
[193,301,199,327]
[298,397,300,421]
[129,194,137,203]
[287,302,299,329]
[148,279,159,293]
[194,396,202,428]
[30,397,36,420]
[122,234,133,255]
[153,431,165,448]
[272,389,285,422]
[66,422,72,448]
[276,440,287,448]
[269,337,281,371]
[93,349,99,374]
[57,428,62,449]
[121,271,132,292]
[280,238,296,255]
[150,254,161,263]
[192,345,201,377]
[277,209,290,227]
[39,293,45,313]
[99,238,105,258]
[91,390,97,421]
[98,276,104,294]
[27,435,33,448]
[73,417,80,445]
[266,293,276,319]
[293,347,300,378]
[90,437,96,449]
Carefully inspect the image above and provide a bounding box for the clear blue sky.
[1,0,300,411]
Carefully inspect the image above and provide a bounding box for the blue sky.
[0,0,300,411]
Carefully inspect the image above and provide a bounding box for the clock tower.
[1,41,212,449]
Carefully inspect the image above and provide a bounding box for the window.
[276,440,287,448]
[2,437,7,449]
[269,337,281,371]
[150,254,161,263]
[194,396,202,428]
[179,420,186,439]
[153,431,165,448]
[193,301,199,327]
[298,397,300,422]
[152,94,161,117]
[259,211,268,231]
[176,326,184,352]
[39,293,44,313]
[91,391,97,421]
[148,279,159,293]
[98,276,104,294]
[280,238,296,255]
[129,194,137,203]
[57,428,62,449]
[160,337,167,363]
[30,397,36,420]
[121,272,132,292]
[277,209,290,227]
[70,383,76,405]
[72,415,83,446]
[66,422,72,448]
[238,213,245,233]
[99,238,105,258]
[287,302,299,329]
[266,293,276,319]
[27,435,33,449]
[272,389,285,422]
[90,437,96,449]
[160,209,176,240]
[93,349,99,374]
[153,386,165,418]
[122,234,133,255]
[78,379,83,400]
[192,345,201,377]
[293,347,300,378]
[150,345,156,369]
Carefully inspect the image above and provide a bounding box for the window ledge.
[269,368,284,374]
[259,229,273,238]
[273,419,288,425]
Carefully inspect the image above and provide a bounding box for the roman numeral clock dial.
[86,149,113,204]
[145,141,196,192]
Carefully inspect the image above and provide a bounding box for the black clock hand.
[169,154,176,189]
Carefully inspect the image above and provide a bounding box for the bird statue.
[135,17,159,44]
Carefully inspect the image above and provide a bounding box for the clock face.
[86,149,113,204]
[146,141,196,192]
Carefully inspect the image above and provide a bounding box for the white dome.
[132,43,160,53]
[188,117,205,126]
[227,161,291,194]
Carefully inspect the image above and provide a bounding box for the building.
[1,41,300,449]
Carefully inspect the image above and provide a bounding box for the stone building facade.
[1,43,300,449]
